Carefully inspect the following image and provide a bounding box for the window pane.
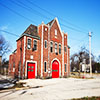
[44,62,46,72]
[65,64,67,72]
[50,47,53,52]
[50,42,53,46]
[50,42,53,52]
[27,39,31,49]
[59,44,61,54]
[13,62,15,68]
[55,29,57,38]
[55,43,57,53]
[64,46,66,52]
[34,40,37,50]
[55,29,57,35]
[45,40,47,48]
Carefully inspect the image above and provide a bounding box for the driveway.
[0,78,100,100]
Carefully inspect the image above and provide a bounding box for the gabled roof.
[13,49,17,54]
[17,24,40,41]
[47,18,63,37]
[47,19,54,26]
[23,24,38,36]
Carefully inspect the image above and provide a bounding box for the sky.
[0,0,100,60]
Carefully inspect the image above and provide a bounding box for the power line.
[60,23,86,33]
[0,29,19,37]
[70,35,88,48]
[15,0,88,34]
[0,2,36,24]
[0,29,88,44]
[69,37,87,42]
[26,0,88,32]
[0,1,88,35]
[10,0,51,20]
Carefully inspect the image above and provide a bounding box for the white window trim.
[33,39,38,51]
[44,61,47,73]
[44,40,47,49]
[27,37,32,50]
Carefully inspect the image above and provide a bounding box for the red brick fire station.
[8,18,70,79]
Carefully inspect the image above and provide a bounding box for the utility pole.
[89,32,92,76]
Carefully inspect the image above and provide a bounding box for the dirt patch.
[13,82,26,88]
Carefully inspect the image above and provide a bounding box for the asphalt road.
[0,78,100,100]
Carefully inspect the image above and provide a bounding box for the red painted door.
[27,63,35,79]
[52,60,59,78]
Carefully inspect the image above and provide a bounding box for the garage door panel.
[27,63,35,79]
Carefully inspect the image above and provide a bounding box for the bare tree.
[97,55,100,63]
[71,46,95,73]
[0,35,10,57]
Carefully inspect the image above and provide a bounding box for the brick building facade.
[8,18,70,79]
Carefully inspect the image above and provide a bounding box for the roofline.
[16,33,40,41]
[12,49,17,54]
[49,18,63,37]
[38,22,49,27]
[68,45,70,49]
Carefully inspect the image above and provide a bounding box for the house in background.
[8,18,70,79]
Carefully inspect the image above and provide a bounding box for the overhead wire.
[26,0,89,32]
[0,2,37,24]
[0,29,20,37]
[10,0,51,20]
[70,35,88,48]
[0,1,89,44]
[0,28,85,42]
[0,29,88,44]
[60,23,86,33]
[0,1,88,34]
[15,0,88,34]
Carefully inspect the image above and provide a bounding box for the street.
[0,78,100,100]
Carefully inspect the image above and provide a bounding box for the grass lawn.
[72,96,100,100]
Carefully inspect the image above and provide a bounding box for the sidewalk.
[0,78,100,100]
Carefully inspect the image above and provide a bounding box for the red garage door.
[27,63,35,79]
[52,60,59,78]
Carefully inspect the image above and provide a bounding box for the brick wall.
[8,18,70,79]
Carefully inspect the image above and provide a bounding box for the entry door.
[52,60,59,78]
[27,63,35,79]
